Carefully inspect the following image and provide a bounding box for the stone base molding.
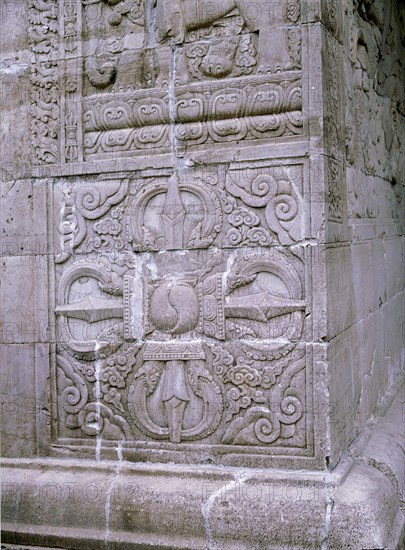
[2,383,404,550]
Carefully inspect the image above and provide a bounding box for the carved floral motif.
[28,0,60,163]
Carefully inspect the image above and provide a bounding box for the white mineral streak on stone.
[105,441,123,547]
[145,252,158,280]
[94,341,102,462]
[321,496,335,550]
[116,439,123,462]
[202,470,250,550]
[222,251,237,292]
[167,25,187,172]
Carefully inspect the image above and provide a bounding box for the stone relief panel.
[53,162,307,263]
[28,0,305,164]
[51,168,314,464]
[323,32,344,163]
[326,157,344,224]
[344,0,404,184]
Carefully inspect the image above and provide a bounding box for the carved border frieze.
[28,0,60,164]
[29,0,305,166]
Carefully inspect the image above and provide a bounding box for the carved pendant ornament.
[28,0,303,164]
[53,168,310,458]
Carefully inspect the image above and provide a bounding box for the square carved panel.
[50,164,316,467]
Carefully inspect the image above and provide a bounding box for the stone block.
[1,254,49,344]
[0,344,37,458]
[325,244,355,340]
[384,237,404,301]
[0,179,49,257]
[351,241,374,323]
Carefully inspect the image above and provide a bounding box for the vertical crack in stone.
[201,470,249,550]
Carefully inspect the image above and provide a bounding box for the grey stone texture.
[1,0,404,548]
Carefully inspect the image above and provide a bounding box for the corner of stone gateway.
[1,0,404,548]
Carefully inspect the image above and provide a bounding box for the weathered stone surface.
[1,0,404,547]
[1,384,404,549]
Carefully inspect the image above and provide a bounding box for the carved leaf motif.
[78,402,132,440]
[76,180,129,220]
[58,354,89,415]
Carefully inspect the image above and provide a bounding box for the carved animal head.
[201,39,238,78]
[227,272,257,291]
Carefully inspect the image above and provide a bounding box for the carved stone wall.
[324,0,405,467]
[1,0,404,475]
